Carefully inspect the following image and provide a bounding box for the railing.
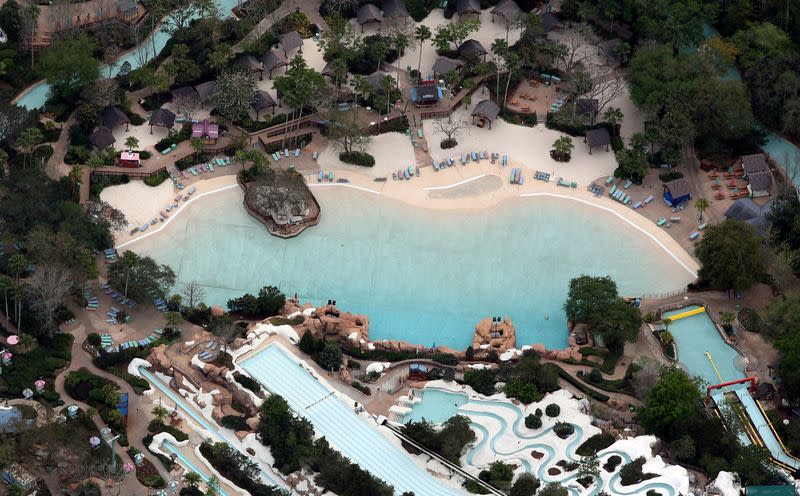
[91,166,166,180]
[638,287,689,300]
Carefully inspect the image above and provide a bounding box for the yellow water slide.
[666,306,706,321]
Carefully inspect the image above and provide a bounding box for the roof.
[412,83,439,102]
[194,81,217,103]
[3,464,35,487]
[746,486,796,496]
[261,49,288,71]
[749,171,773,192]
[664,178,691,199]
[741,153,769,175]
[192,119,219,139]
[236,54,263,72]
[432,56,464,75]
[382,0,408,17]
[170,86,197,102]
[585,127,611,148]
[116,0,136,12]
[471,99,501,121]
[457,0,480,15]
[149,108,176,129]
[89,126,116,149]
[491,0,521,19]
[576,98,598,116]
[724,198,774,235]
[459,39,488,56]
[363,71,393,92]
[357,3,383,24]
[540,12,564,32]
[278,31,304,52]
[101,106,130,129]
[120,152,139,161]
[251,90,277,112]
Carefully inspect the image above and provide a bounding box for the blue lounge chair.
[689,231,700,240]
[312,152,319,161]
[433,160,439,171]
[294,149,300,157]
[471,151,478,161]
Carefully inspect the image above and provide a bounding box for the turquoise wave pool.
[131,188,694,349]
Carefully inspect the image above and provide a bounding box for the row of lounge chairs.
[317,171,335,182]
[393,166,420,180]
[588,184,605,197]
[103,248,118,261]
[106,306,126,324]
[608,184,632,204]
[510,168,525,185]
[197,340,219,361]
[153,297,168,312]
[85,285,100,311]
[557,178,578,189]
[272,148,302,161]
[102,283,136,308]
[104,329,165,353]
[534,171,551,182]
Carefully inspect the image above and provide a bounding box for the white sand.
[111,121,169,153]
[317,131,417,178]
[100,180,176,229]
[422,105,618,185]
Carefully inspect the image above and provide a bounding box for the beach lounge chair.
[698,223,708,230]
[447,158,454,166]
[433,161,439,171]
[643,195,654,204]
[208,163,214,172]
[284,149,289,156]
[328,172,334,181]
[189,168,197,176]
[312,152,319,161]
[670,217,681,223]
[471,151,478,161]
[502,155,508,166]
[689,231,700,240]
[417,129,423,138]
[460,154,466,164]
[623,180,632,189]
[605,176,614,185]
[609,184,617,195]
[633,201,642,209]
[294,149,300,157]
[656,218,667,226]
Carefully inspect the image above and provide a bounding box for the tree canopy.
[39,34,101,100]
[226,285,286,317]
[638,367,702,438]
[107,251,176,302]
[695,219,765,291]
[563,275,641,348]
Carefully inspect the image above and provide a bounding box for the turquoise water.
[405,388,467,424]
[14,0,241,110]
[131,188,694,349]
[662,306,744,386]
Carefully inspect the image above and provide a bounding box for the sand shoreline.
[111,163,699,278]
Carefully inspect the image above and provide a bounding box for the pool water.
[132,188,694,350]
[0,406,30,432]
[662,306,744,386]
[404,388,468,424]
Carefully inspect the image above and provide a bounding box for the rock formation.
[291,304,370,344]
[472,317,516,353]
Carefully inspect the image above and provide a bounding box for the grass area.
[579,346,623,374]
[106,366,151,394]
[143,169,170,187]
[147,419,189,442]
[268,315,305,326]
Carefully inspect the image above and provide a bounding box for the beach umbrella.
[123,463,134,473]
[34,379,46,391]
[211,305,225,317]
[2,352,12,360]
[90,436,101,448]
[6,335,19,345]
[22,388,33,399]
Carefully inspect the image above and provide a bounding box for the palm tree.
[124,136,140,151]
[490,38,508,104]
[0,275,12,319]
[552,135,574,158]
[695,198,709,221]
[87,153,105,170]
[603,107,624,136]
[414,25,432,74]
[17,127,43,168]
[205,475,221,496]
[183,472,202,489]
[151,405,169,423]
[662,317,672,333]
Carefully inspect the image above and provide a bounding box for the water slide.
[161,440,230,496]
[731,384,800,471]
[665,306,706,321]
[137,367,284,488]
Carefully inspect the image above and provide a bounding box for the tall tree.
[212,68,257,123]
[639,367,702,438]
[27,263,71,337]
[637,0,717,51]
[695,220,765,291]
[39,34,101,99]
[16,127,42,168]
[414,25,432,74]
[182,281,206,309]
[107,251,176,302]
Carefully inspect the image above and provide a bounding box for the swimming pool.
[132,188,695,350]
[662,306,744,386]
[404,388,468,424]
[239,344,465,496]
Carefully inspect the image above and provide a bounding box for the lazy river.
[131,187,694,349]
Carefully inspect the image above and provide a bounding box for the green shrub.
[87,333,102,347]
[221,415,250,431]
[603,454,622,472]
[463,368,497,396]
[545,403,560,417]
[339,151,375,167]
[431,352,459,365]
[611,136,624,151]
[233,372,262,395]
[148,420,189,442]
[552,421,574,438]
[619,457,657,486]
[141,475,166,488]
[738,307,761,332]
[505,379,542,404]
[525,413,542,429]
[144,169,170,187]
[351,380,371,395]
[576,433,615,455]
[659,171,684,182]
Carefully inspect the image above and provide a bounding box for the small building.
[724,198,774,236]
[1,463,36,493]
[745,486,797,496]
[261,49,288,79]
[491,0,521,24]
[194,81,217,104]
[363,71,395,93]
[740,153,769,175]
[357,3,383,31]
[251,90,277,118]
[278,31,304,56]
[748,171,773,198]
[236,54,264,79]
[432,56,464,78]
[149,108,176,134]
[458,39,488,59]
[584,127,610,154]
[540,12,564,32]
[382,0,409,19]
[117,151,140,168]
[191,119,219,144]
[115,0,138,19]
[457,0,481,18]
[101,106,130,131]
[471,99,501,128]
[411,81,441,107]
[89,126,116,150]
[171,85,198,103]
[663,178,692,207]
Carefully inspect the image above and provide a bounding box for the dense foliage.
[695,220,765,291]
[199,442,281,496]
[107,251,176,302]
[401,415,475,464]
[227,285,286,317]
[564,275,641,349]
